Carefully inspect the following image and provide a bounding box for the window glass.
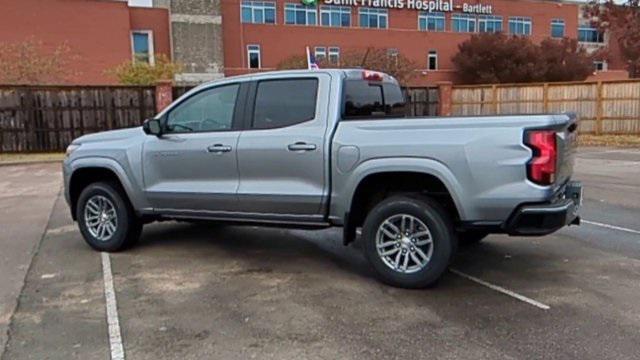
[241,1,276,24]
[551,19,565,38]
[419,12,445,31]
[578,26,604,43]
[343,80,406,118]
[248,45,260,69]
[328,47,340,65]
[594,61,607,71]
[359,8,388,29]
[315,46,326,62]
[253,79,318,129]
[167,85,239,133]
[132,33,150,63]
[320,5,351,27]
[452,14,476,33]
[428,50,438,70]
[478,15,502,33]
[509,17,532,35]
[383,83,406,117]
[285,3,317,25]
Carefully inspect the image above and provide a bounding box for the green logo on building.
[301,0,317,6]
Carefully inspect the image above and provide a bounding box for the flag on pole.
[306,46,319,70]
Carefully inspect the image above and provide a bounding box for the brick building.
[0,0,170,85]
[223,0,627,86]
[0,0,629,86]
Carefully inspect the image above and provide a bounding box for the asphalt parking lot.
[1,147,639,360]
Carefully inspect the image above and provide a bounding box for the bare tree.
[585,0,640,77]
[0,38,78,84]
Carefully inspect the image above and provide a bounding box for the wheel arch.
[68,159,141,220]
[337,158,466,245]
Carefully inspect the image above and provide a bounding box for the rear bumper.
[505,199,580,236]
[504,180,582,236]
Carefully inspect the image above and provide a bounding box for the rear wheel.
[362,195,456,288]
[76,182,142,252]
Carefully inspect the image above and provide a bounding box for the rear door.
[143,82,245,213]
[235,74,331,219]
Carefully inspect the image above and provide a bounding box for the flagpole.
[306,46,312,70]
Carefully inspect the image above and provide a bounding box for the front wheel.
[76,182,142,252]
[362,195,456,289]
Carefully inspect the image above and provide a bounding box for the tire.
[362,195,457,289]
[76,181,142,252]
[458,231,489,246]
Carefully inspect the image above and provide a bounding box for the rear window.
[342,80,406,119]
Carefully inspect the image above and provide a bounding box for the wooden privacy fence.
[404,87,439,116]
[450,80,640,134]
[0,85,156,152]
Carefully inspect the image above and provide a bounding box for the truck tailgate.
[555,113,579,189]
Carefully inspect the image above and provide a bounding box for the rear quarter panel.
[330,114,572,224]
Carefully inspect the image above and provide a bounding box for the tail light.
[525,130,557,185]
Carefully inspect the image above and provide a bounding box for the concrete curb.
[0,160,63,167]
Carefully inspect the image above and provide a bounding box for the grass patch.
[0,152,65,165]
[578,134,640,148]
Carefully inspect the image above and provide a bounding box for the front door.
[143,83,243,213]
[236,75,330,219]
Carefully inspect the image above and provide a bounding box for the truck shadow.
[134,221,375,281]
[133,222,567,289]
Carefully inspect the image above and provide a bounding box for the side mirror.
[143,118,162,136]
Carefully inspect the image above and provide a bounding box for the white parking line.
[450,268,551,310]
[46,224,76,235]
[582,220,640,236]
[101,252,125,360]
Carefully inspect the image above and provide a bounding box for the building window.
[285,3,317,26]
[594,61,608,71]
[247,44,261,69]
[314,47,326,62]
[320,5,351,27]
[579,26,605,43]
[551,19,565,38]
[509,17,532,35]
[428,50,438,70]
[418,12,445,32]
[328,47,340,65]
[478,15,502,33]
[241,1,276,24]
[452,14,476,33]
[131,31,154,65]
[359,8,388,29]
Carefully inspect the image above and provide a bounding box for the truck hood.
[72,127,145,145]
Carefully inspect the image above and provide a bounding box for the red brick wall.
[129,7,172,60]
[0,0,170,85]
[223,0,581,86]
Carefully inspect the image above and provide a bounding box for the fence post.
[155,80,173,114]
[596,81,603,135]
[437,81,453,116]
[543,83,549,113]
[491,84,498,114]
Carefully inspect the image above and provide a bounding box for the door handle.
[287,142,317,152]
[207,144,232,153]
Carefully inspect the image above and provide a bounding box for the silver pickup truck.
[63,69,581,288]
